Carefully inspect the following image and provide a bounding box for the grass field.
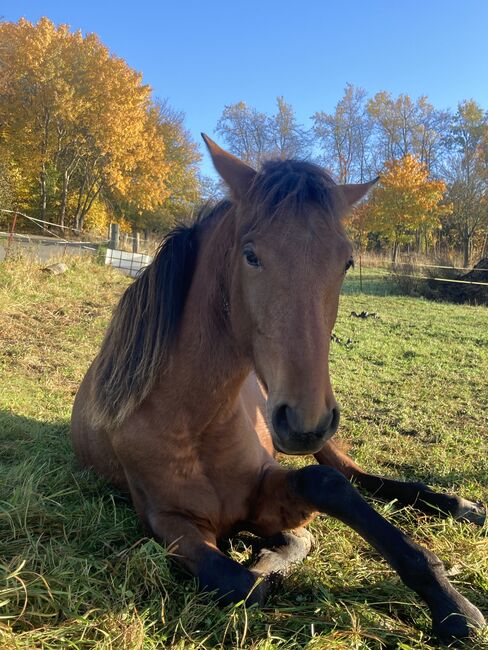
[0,256,487,649]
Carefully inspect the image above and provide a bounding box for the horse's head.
[203,135,376,455]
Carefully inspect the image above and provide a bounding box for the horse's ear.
[201,133,256,198]
[337,177,379,209]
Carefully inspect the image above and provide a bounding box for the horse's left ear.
[337,177,380,209]
[201,133,256,198]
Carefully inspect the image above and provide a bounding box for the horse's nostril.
[272,404,290,436]
[330,406,340,433]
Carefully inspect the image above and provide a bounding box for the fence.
[104,248,152,277]
[344,253,488,303]
[1,210,154,276]
[2,209,487,291]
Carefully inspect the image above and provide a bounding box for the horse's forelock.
[246,159,341,223]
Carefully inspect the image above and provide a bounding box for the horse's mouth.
[272,431,332,456]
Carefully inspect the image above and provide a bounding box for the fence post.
[359,251,363,292]
[5,211,18,259]
[109,223,120,250]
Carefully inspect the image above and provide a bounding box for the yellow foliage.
[343,202,373,252]
[0,17,199,231]
[82,199,111,235]
[367,155,451,246]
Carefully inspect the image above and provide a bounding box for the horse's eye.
[243,248,261,268]
[345,259,354,273]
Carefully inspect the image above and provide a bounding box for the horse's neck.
[165,219,251,422]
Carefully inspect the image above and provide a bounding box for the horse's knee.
[292,465,354,516]
[197,546,268,606]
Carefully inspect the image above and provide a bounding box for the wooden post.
[5,211,18,259]
[109,223,120,250]
[359,251,363,293]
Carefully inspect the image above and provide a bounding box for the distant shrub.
[390,257,488,304]
[389,262,424,297]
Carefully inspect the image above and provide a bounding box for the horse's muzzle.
[271,404,340,455]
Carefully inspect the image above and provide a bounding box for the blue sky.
[3,1,488,176]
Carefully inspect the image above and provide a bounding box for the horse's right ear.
[201,133,256,198]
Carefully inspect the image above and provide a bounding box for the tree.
[442,100,488,265]
[216,101,271,167]
[367,155,450,261]
[367,92,449,173]
[269,97,310,160]
[313,84,372,182]
[216,97,309,167]
[343,201,373,254]
[0,18,200,232]
[106,100,201,234]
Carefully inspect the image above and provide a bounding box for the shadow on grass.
[0,408,135,509]
[384,458,488,494]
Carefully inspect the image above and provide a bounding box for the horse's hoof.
[453,498,486,526]
[431,598,486,644]
[250,527,314,578]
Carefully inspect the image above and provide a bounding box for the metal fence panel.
[105,248,152,277]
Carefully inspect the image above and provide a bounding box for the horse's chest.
[201,443,270,536]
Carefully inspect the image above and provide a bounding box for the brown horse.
[71,135,485,643]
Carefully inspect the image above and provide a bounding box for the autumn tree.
[0,18,200,232]
[367,155,450,261]
[113,101,201,233]
[343,201,374,255]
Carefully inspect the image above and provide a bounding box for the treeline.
[1,19,487,264]
[215,89,488,264]
[0,18,201,235]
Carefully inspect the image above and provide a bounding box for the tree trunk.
[58,170,69,228]
[39,164,47,221]
[482,231,488,259]
[39,109,50,222]
[392,240,399,263]
[463,236,470,268]
[415,230,421,254]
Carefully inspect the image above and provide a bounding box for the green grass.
[0,257,487,649]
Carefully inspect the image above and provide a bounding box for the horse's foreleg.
[250,466,485,644]
[314,440,485,525]
[120,468,267,606]
[143,508,269,606]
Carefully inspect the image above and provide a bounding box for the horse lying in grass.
[71,134,485,644]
